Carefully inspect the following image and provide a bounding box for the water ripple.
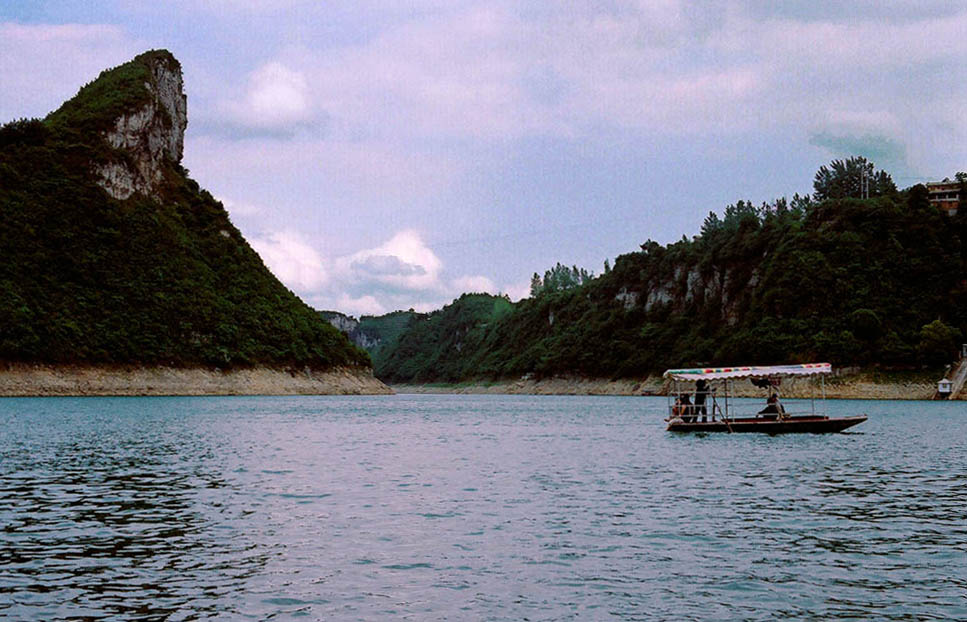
[1,395,965,620]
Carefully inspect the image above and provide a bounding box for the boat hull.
[667,415,867,434]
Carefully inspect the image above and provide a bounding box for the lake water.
[0,394,965,620]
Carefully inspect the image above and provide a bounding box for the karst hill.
[0,50,374,382]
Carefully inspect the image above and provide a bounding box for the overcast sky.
[2,1,965,316]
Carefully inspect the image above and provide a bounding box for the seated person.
[758,393,785,418]
[671,397,685,420]
[678,394,694,422]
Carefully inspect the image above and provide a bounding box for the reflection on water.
[0,395,965,620]
[0,399,268,620]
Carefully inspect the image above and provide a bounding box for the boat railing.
[666,382,828,422]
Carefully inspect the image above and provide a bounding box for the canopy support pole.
[821,375,826,416]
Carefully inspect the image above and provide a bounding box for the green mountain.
[0,50,369,369]
[320,309,418,366]
[376,294,513,383]
[377,173,967,383]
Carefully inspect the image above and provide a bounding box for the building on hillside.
[926,180,962,215]
[938,378,952,398]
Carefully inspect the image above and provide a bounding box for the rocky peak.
[97,51,187,200]
[46,50,188,201]
[107,53,187,164]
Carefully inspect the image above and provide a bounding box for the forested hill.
[0,50,368,369]
[377,168,967,383]
[320,310,418,365]
[376,294,513,382]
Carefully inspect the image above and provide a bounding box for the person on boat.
[679,393,694,422]
[671,397,685,420]
[758,392,785,418]
[694,379,709,423]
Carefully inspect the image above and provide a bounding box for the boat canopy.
[663,363,832,382]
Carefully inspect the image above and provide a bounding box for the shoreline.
[0,364,393,396]
[392,373,950,400]
[0,365,951,400]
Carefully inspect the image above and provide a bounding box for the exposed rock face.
[325,313,359,335]
[0,364,392,396]
[322,312,382,352]
[96,54,187,200]
[614,287,638,310]
[353,331,381,352]
[616,260,759,326]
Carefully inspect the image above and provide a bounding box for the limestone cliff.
[98,54,187,199]
[320,311,384,352]
[47,50,188,200]
[611,262,760,326]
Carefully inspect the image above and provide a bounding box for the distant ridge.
[375,179,967,383]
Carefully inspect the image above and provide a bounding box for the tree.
[908,184,930,210]
[812,156,897,201]
[529,273,543,297]
[956,172,967,214]
[701,211,722,237]
[538,262,592,294]
[918,319,961,365]
[850,308,882,342]
[789,193,812,214]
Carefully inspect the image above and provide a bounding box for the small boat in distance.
[663,363,867,433]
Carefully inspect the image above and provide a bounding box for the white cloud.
[247,227,515,314]
[249,230,328,290]
[501,279,531,302]
[171,0,311,12]
[821,109,903,139]
[274,2,774,141]
[733,12,967,68]
[228,61,312,129]
[333,294,385,317]
[216,195,260,217]
[450,275,496,294]
[304,6,550,140]
[337,229,442,292]
[239,3,965,145]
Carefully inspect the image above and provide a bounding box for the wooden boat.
[663,363,867,434]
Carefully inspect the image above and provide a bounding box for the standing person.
[694,379,710,423]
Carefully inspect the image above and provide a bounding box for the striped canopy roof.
[663,363,832,381]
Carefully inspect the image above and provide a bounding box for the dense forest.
[376,294,513,382]
[377,160,967,383]
[0,52,368,369]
